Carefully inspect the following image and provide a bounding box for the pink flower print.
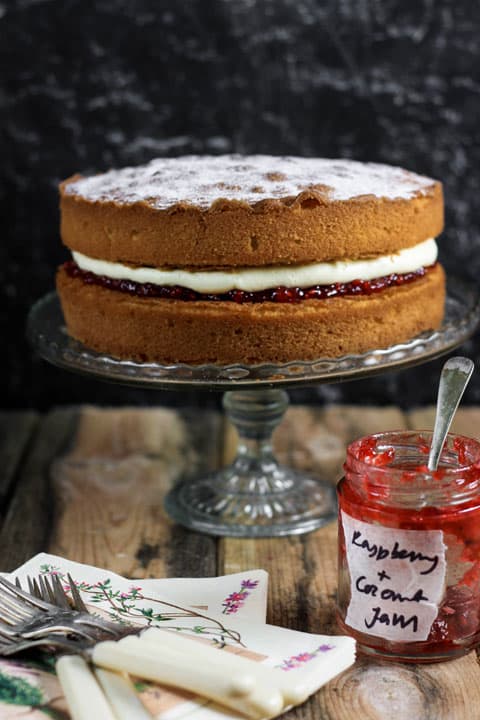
[276,643,335,671]
[63,579,93,595]
[222,579,259,614]
[293,653,314,662]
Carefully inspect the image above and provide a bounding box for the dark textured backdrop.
[3,0,480,409]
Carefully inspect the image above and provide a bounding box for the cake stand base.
[165,389,337,537]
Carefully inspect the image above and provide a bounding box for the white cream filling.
[72,238,437,294]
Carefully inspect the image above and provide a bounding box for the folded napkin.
[0,553,355,719]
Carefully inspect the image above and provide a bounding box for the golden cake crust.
[59,156,443,268]
[57,264,446,365]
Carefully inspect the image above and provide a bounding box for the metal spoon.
[427,356,474,471]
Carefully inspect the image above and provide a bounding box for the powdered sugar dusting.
[63,155,437,209]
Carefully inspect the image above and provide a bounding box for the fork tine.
[0,589,37,619]
[0,581,44,616]
[0,597,34,623]
[0,583,39,625]
[0,577,54,612]
[67,574,88,613]
[32,578,42,598]
[51,574,71,610]
[39,575,56,604]
[0,608,21,626]
[27,576,37,597]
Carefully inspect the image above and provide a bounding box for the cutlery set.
[0,573,325,720]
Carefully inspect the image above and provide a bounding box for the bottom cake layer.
[57,264,446,365]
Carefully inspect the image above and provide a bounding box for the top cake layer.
[60,155,443,268]
[63,155,437,210]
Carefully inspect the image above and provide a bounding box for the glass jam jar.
[337,431,480,663]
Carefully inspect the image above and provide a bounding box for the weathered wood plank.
[325,655,478,720]
[0,410,38,508]
[321,404,407,444]
[49,406,220,579]
[168,407,221,579]
[408,406,480,439]
[0,408,78,572]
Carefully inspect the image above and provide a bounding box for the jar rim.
[346,430,480,488]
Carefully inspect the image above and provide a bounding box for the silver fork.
[0,573,130,656]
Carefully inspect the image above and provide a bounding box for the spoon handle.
[427,356,474,471]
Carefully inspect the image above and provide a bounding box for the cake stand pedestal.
[27,281,480,537]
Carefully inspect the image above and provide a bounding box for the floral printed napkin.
[0,553,354,719]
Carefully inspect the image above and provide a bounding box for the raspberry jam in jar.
[337,431,480,662]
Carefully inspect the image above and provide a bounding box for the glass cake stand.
[27,282,480,537]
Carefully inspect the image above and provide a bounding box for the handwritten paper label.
[341,511,446,642]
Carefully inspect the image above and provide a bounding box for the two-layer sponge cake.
[57,155,445,365]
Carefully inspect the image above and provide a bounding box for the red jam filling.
[338,434,480,657]
[63,261,434,303]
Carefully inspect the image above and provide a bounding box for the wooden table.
[2,404,480,719]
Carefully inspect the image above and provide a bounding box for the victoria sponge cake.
[57,155,445,365]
